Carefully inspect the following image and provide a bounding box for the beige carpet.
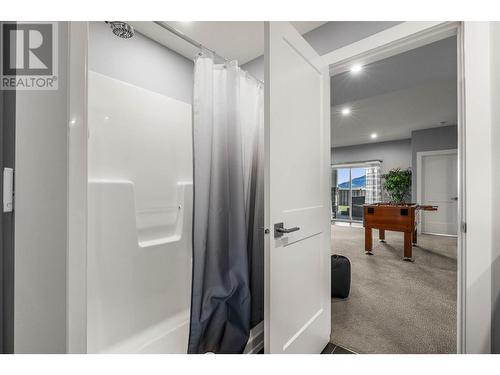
[330,224,457,354]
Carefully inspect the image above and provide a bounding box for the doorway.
[328,28,461,353]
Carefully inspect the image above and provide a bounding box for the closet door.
[264,22,331,354]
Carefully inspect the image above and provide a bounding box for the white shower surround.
[87,71,193,353]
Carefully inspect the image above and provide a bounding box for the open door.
[264,22,331,354]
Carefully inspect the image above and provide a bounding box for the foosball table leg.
[403,230,414,262]
[365,227,373,255]
[379,229,385,243]
[412,227,418,247]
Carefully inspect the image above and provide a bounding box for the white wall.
[14,22,69,353]
[490,21,500,354]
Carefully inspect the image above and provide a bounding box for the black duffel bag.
[331,254,351,299]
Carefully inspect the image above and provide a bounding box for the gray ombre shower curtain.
[188,53,264,354]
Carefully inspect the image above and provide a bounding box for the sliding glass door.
[332,168,351,220]
[332,164,380,222]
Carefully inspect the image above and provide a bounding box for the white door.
[264,22,331,354]
[419,150,458,235]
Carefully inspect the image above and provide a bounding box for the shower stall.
[87,71,193,353]
[77,21,264,354]
[86,22,195,353]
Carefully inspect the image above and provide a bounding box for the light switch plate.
[3,167,13,212]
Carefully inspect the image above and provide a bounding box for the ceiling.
[129,21,457,149]
[130,21,327,65]
[332,37,457,106]
[331,81,457,147]
[331,36,457,147]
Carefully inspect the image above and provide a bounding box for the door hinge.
[461,221,467,233]
[3,167,14,212]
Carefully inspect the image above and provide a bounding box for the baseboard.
[243,321,264,354]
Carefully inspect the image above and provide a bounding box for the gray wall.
[89,22,193,104]
[303,21,402,56]
[331,126,458,203]
[14,22,69,353]
[410,125,458,201]
[1,71,16,354]
[242,22,401,82]
[491,21,500,354]
[242,56,264,82]
[331,139,412,176]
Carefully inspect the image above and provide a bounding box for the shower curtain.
[188,53,264,354]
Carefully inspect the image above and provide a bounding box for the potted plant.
[381,168,412,204]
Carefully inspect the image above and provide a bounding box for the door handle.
[451,197,458,201]
[274,222,300,238]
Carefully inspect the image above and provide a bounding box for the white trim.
[416,149,458,235]
[422,232,458,238]
[331,160,381,169]
[462,22,492,354]
[67,21,88,354]
[323,21,459,76]
[325,21,469,354]
[456,24,467,355]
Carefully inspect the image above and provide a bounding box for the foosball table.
[363,203,438,261]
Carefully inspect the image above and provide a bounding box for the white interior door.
[264,22,331,354]
[419,150,458,235]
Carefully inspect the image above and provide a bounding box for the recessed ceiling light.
[350,64,363,74]
[370,133,378,139]
[341,107,351,116]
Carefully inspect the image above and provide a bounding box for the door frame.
[323,21,470,353]
[416,149,458,236]
[0,29,16,352]
[67,21,89,354]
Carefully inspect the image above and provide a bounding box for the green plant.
[381,168,412,204]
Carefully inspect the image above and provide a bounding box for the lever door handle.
[277,226,300,234]
[274,222,300,238]
[451,197,458,201]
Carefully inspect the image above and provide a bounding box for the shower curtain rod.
[153,21,264,85]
